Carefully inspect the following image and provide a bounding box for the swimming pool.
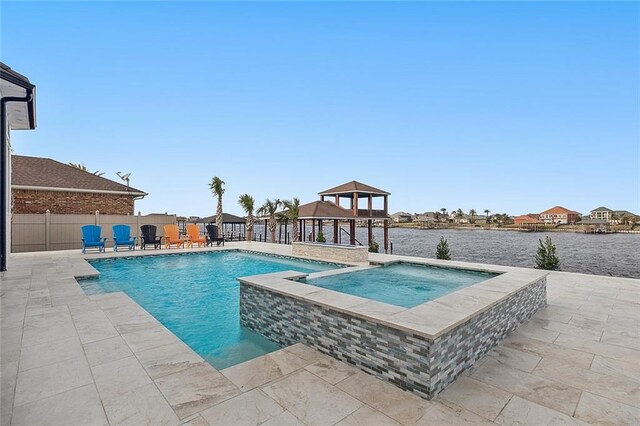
[305,262,499,308]
[81,250,337,369]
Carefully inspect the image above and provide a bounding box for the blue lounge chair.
[81,225,107,253]
[113,224,136,252]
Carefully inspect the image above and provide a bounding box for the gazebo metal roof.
[298,201,357,220]
[318,180,389,197]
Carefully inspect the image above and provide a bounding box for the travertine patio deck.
[1,242,638,425]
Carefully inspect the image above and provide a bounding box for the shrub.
[369,238,379,253]
[534,236,560,270]
[316,231,326,243]
[436,237,451,260]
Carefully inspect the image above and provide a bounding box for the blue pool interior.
[81,250,337,369]
[305,262,499,308]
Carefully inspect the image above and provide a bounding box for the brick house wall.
[12,189,135,215]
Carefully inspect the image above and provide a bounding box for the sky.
[2,1,639,217]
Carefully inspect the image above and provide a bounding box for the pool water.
[81,250,337,369]
[305,263,498,308]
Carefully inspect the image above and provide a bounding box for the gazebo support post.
[383,220,389,253]
[368,219,373,246]
[311,219,316,242]
[333,219,338,243]
[350,220,356,245]
[353,193,358,216]
[284,221,288,244]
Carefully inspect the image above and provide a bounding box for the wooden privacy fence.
[11,211,177,253]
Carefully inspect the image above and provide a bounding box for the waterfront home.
[412,211,437,221]
[11,155,147,215]
[590,207,638,224]
[391,211,412,223]
[539,206,580,224]
[414,215,438,228]
[449,211,468,223]
[613,210,639,224]
[590,206,614,222]
[514,214,544,226]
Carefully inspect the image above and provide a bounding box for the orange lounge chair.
[186,224,206,248]
[163,224,185,249]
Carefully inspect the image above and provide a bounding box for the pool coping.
[78,244,361,279]
[55,242,547,342]
[238,259,548,340]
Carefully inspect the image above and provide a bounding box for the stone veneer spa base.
[240,277,547,399]
[292,242,369,263]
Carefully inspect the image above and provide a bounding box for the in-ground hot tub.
[238,258,547,399]
[305,262,500,308]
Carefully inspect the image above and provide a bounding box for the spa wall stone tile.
[240,278,546,399]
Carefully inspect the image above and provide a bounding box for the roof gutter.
[12,185,148,197]
[1,89,34,271]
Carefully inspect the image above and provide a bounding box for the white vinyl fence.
[11,211,177,253]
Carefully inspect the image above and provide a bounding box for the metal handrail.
[339,227,363,246]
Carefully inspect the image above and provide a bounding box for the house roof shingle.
[539,206,578,215]
[590,206,613,212]
[613,210,636,217]
[11,155,146,195]
[514,214,544,224]
[0,62,34,89]
[298,201,357,219]
[318,181,390,196]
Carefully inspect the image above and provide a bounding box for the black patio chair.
[206,224,225,247]
[140,225,162,250]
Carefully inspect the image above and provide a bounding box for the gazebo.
[298,200,358,245]
[302,181,391,252]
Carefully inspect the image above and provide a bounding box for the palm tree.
[484,209,490,222]
[610,213,619,224]
[469,209,477,223]
[282,198,301,242]
[620,214,630,226]
[68,162,104,177]
[238,194,255,241]
[275,211,288,243]
[208,177,225,238]
[257,199,281,243]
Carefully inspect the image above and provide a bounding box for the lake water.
[273,225,639,278]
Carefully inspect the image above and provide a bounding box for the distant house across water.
[391,212,412,223]
[514,214,544,226]
[590,206,638,224]
[539,206,580,225]
[590,206,613,222]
